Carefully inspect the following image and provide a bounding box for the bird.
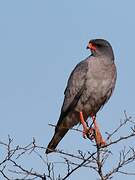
[46,39,117,154]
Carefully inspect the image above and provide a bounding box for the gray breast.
[75,57,116,116]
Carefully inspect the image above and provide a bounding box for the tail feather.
[46,128,69,154]
[46,111,79,154]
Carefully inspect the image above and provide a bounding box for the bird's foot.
[85,127,95,140]
[82,127,89,139]
[82,127,95,140]
[79,111,89,139]
[94,127,106,147]
[79,111,106,145]
[90,114,106,147]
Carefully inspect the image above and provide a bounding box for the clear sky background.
[0,0,135,179]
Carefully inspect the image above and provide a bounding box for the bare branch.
[0,113,135,180]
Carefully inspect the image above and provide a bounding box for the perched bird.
[46,39,117,154]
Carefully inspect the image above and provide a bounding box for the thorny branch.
[0,112,135,180]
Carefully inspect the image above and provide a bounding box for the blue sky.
[0,0,135,179]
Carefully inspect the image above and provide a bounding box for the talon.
[90,114,106,147]
[83,134,87,139]
[79,111,106,146]
[86,128,95,141]
[83,129,88,139]
[99,140,106,147]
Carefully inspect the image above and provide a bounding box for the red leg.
[79,111,95,140]
[91,115,106,146]
[79,111,88,138]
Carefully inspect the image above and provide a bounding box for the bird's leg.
[79,111,88,138]
[79,111,94,140]
[91,115,106,147]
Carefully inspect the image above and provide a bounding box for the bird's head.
[87,39,114,60]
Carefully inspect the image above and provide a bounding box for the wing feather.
[56,59,88,127]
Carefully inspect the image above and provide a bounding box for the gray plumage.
[46,39,117,154]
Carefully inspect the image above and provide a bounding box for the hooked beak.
[86,43,96,51]
[86,45,89,49]
[86,43,91,49]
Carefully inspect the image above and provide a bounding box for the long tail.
[46,128,69,154]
